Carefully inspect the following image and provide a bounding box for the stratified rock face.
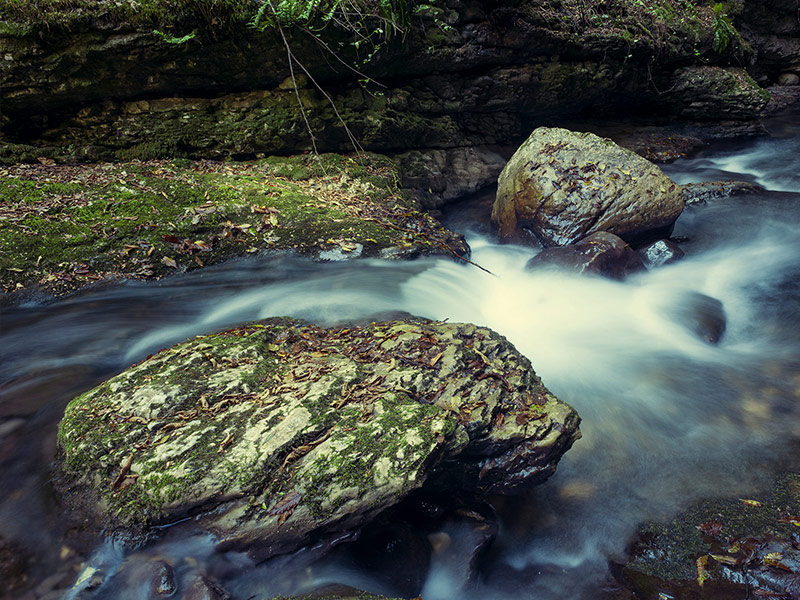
[492,128,684,246]
[667,66,771,120]
[55,318,579,560]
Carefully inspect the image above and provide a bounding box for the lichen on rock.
[55,317,580,560]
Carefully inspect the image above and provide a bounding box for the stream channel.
[1,106,800,599]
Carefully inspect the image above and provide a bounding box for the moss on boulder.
[55,317,580,560]
[0,154,467,297]
[666,66,771,120]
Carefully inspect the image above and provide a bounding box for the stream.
[1,106,799,599]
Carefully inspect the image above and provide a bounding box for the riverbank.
[0,154,467,300]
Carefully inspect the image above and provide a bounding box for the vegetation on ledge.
[0,154,467,298]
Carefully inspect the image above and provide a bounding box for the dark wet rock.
[666,291,727,344]
[54,318,579,563]
[282,584,402,600]
[182,575,231,600]
[0,536,31,595]
[638,239,685,269]
[526,232,646,281]
[681,180,766,206]
[349,523,432,598]
[493,128,683,247]
[665,66,771,121]
[396,146,510,210]
[740,0,800,83]
[430,501,499,590]
[104,557,177,597]
[615,473,800,600]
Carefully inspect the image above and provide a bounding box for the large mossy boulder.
[55,318,579,560]
[492,128,684,247]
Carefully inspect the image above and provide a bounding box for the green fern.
[152,29,196,44]
[711,3,735,53]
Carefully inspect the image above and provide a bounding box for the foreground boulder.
[55,318,579,560]
[615,473,800,599]
[492,128,684,246]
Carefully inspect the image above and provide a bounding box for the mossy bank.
[2,0,789,205]
[0,153,468,298]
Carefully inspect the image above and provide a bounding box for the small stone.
[778,72,799,86]
[638,239,685,269]
[526,231,646,280]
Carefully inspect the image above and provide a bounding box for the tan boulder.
[492,127,684,246]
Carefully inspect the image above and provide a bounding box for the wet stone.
[493,127,683,247]
[616,473,800,600]
[638,239,685,269]
[182,575,231,600]
[526,232,646,281]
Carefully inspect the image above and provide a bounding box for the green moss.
[0,0,256,33]
[628,473,800,582]
[1,154,460,297]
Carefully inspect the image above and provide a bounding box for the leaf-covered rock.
[54,318,580,560]
[492,128,684,246]
[0,155,467,298]
[615,474,800,599]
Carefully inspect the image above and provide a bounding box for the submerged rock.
[54,318,579,562]
[616,473,800,600]
[492,128,684,247]
[525,231,646,281]
[681,180,766,206]
[638,239,685,269]
[667,291,727,344]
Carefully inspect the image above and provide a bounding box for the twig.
[302,28,387,88]
[270,1,319,156]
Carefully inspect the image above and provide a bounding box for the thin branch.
[267,1,366,159]
[302,28,387,88]
[269,1,319,156]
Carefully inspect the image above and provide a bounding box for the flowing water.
[1,106,799,599]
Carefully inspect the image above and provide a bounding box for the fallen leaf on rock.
[696,555,710,587]
[710,554,738,566]
[697,521,724,536]
[763,551,792,571]
[740,499,763,507]
[161,257,177,268]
